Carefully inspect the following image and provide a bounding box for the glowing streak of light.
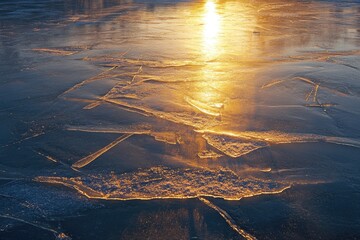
[203,0,221,59]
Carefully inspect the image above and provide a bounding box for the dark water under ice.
[1,0,360,239]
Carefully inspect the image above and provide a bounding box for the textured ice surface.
[35,166,289,200]
[1,0,360,238]
[0,181,96,239]
[197,150,223,159]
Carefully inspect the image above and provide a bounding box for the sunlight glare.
[203,0,221,59]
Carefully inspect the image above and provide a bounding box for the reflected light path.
[193,0,226,118]
[202,0,221,60]
[195,1,258,122]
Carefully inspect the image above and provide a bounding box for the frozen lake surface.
[1,0,360,239]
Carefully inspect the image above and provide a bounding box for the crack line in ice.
[326,58,360,71]
[197,130,360,157]
[262,75,353,102]
[32,48,77,56]
[72,133,133,169]
[1,132,45,149]
[66,125,180,145]
[59,65,119,97]
[35,150,81,173]
[0,214,71,240]
[83,101,102,110]
[198,197,257,240]
[305,85,315,102]
[101,98,219,129]
[305,103,337,108]
[313,84,320,103]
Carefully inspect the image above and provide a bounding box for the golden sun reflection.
[188,0,256,135]
[189,0,225,116]
[203,0,221,59]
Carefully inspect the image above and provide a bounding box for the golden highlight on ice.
[203,0,221,59]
